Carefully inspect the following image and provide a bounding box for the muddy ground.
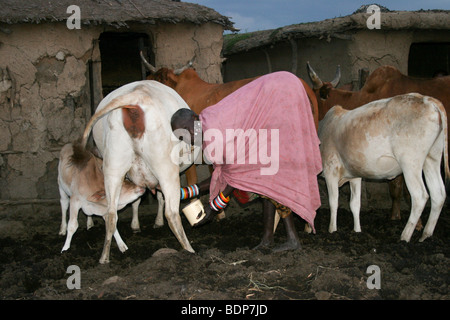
[0,188,449,302]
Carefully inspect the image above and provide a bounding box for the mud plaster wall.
[224,29,450,88]
[0,21,224,203]
[152,22,224,83]
[223,37,352,86]
[0,23,96,201]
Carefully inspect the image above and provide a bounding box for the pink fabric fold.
[199,71,322,231]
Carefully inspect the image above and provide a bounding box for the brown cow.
[141,52,319,188]
[308,63,450,121]
[308,63,450,222]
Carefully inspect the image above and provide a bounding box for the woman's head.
[171,108,200,144]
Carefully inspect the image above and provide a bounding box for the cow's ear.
[89,190,106,202]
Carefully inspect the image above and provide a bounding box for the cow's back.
[395,75,450,107]
[89,79,196,190]
[320,93,443,180]
[358,67,450,109]
[92,80,190,156]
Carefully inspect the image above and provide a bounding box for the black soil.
[0,193,449,301]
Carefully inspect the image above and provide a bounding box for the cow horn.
[330,65,341,88]
[306,62,323,89]
[174,60,193,75]
[140,51,156,73]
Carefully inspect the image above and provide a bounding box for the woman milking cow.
[170,71,322,251]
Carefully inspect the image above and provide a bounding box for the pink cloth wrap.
[199,71,322,231]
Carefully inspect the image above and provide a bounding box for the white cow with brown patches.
[319,93,449,242]
[58,143,145,253]
[81,80,199,263]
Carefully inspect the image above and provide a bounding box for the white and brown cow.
[58,142,145,253]
[81,80,200,263]
[319,93,449,242]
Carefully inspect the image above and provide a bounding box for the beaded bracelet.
[180,184,199,200]
[210,192,230,211]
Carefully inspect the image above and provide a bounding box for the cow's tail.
[429,96,450,190]
[81,87,150,149]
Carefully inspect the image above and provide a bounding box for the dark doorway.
[99,32,154,97]
[408,42,450,78]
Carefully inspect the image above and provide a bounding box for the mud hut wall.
[224,29,450,88]
[0,23,100,201]
[350,29,450,78]
[152,22,224,84]
[0,21,225,203]
[223,37,353,87]
[223,41,297,81]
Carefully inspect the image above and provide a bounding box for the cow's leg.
[101,173,127,264]
[254,198,276,250]
[392,177,422,230]
[403,185,422,230]
[61,199,81,252]
[131,198,141,232]
[153,191,165,228]
[113,229,128,252]
[388,175,403,220]
[102,215,128,252]
[400,167,429,242]
[349,178,362,232]
[159,173,194,253]
[419,151,446,241]
[100,140,133,263]
[58,188,69,236]
[324,172,340,233]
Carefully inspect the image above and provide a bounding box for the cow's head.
[140,51,194,90]
[307,62,341,100]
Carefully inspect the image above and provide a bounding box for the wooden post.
[262,49,272,74]
[289,38,298,75]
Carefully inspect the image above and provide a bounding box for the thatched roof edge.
[0,0,235,30]
[223,10,450,55]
